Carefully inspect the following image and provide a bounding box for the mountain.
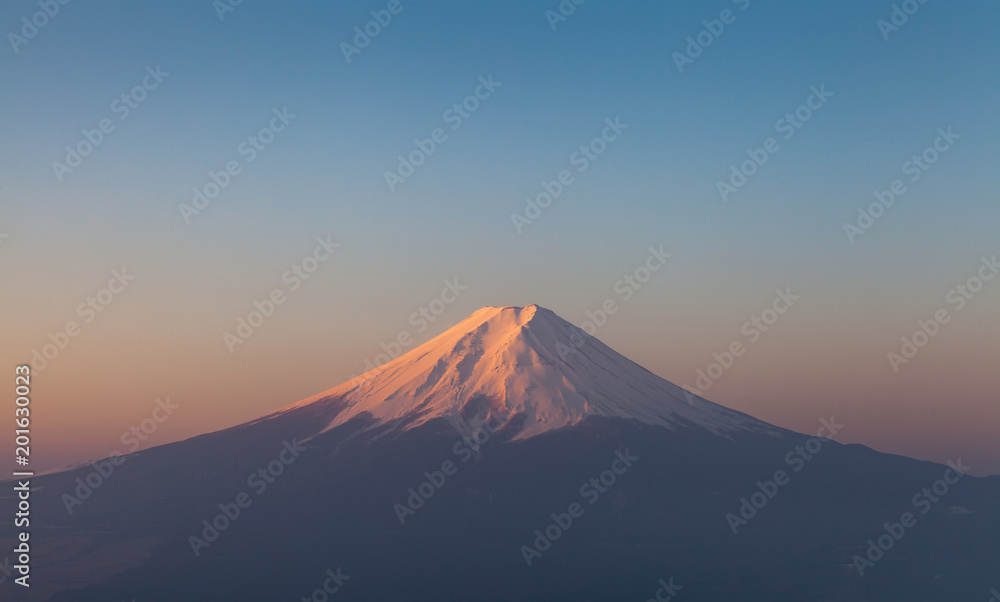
[2,306,999,601]
[279,304,782,438]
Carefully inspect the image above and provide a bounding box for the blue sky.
[2,0,999,474]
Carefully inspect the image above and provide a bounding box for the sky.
[1,0,998,475]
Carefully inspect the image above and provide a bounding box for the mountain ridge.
[277,304,785,440]
[8,309,1000,602]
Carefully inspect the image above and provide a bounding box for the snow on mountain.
[283,305,782,439]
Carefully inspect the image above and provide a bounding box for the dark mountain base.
[5,408,999,601]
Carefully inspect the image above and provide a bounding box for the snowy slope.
[282,305,783,439]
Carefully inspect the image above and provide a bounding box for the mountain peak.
[463,303,550,327]
[286,305,781,439]
[460,303,543,325]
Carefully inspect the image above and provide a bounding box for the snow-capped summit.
[285,305,781,439]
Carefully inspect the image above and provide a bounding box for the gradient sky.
[2,0,998,475]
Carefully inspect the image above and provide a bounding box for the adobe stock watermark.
[29,268,136,373]
[61,397,180,515]
[725,417,843,534]
[843,127,959,244]
[188,439,307,557]
[988,587,1000,602]
[544,0,590,31]
[7,0,72,54]
[520,446,639,566]
[51,65,169,182]
[298,567,350,601]
[348,278,467,386]
[223,235,340,353]
[393,410,509,525]
[510,117,628,233]
[672,0,752,73]
[341,0,412,63]
[384,75,501,192]
[877,0,930,42]
[682,288,799,403]
[886,254,998,373]
[851,459,971,576]
[716,85,833,202]
[213,0,246,22]
[179,107,296,223]
[643,577,683,602]
[557,245,671,361]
